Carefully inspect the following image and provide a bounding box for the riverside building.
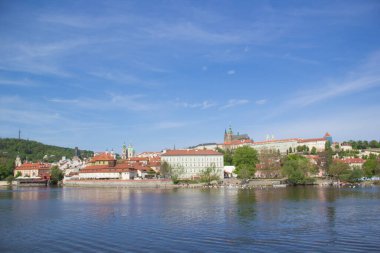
[161,149,224,179]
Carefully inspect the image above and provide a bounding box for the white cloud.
[287,51,380,107]
[147,22,243,44]
[49,93,157,112]
[255,99,267,105]
[0,78,37,87]
[227,70,236,75]
[174,99,216,110]
[220,99,249,109]
[89,71,159,87]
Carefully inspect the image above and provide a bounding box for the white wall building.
[161,149,224,179]
[250,139,299,154]
[249,137,327,154]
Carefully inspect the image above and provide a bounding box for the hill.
[0,138,93,180]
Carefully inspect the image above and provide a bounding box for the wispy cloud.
[49,93,158,112]
[0,78,37,87]
[147,22,243,44]
[174,99,216,110]
[88,71,159,87]
[291,51,380,106]
[227,70,236,75]
[220,99,249,110]
[255,99,267,105]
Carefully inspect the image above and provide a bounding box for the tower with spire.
[15,155,22,167]
[122,143,127,159]
[224,126,234,143]
[127,144,135,158]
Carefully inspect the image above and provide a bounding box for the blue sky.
[1,0,380,153]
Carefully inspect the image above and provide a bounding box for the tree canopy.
[50,166,64,185]
[363,158,380,177]
[281,154,317,184]
[328,161,350,180]
[199,165,220,185]
[233,146,259,179]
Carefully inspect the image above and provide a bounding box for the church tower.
[127,144,135,158]
[122,143,127,159]
[15,155,22,167]
[224,126,233,143]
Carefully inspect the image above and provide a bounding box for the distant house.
[340,144,353,151]
[14,162,52,179]
[78,152,153,180]
[334,158,366,169]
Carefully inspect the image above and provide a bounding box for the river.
[1,186,380,252]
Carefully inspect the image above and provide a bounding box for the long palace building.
[190,126,332,154]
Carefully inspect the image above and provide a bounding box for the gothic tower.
[224,126,233,143]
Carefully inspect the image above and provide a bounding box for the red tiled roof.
[298,138,326,143]
[15,163,52,170]
[256,164,265,169]
[80,168,128,173]
[324,132,331,137]
[83,165,111,170]
[81,162,152,172]
[128,157,149,161]
[90,153,115,162]
[335,158,365,164]
[149,162,161,166]
[161,149,223,156]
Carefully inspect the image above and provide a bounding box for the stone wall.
[63,179,175,188]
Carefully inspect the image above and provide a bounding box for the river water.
[0,186,379,252]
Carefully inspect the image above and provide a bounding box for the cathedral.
[224,126,251,144]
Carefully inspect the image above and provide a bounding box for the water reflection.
[236,190,256,222]
[1,186,380,253]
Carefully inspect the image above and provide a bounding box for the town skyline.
[1,1,380,152]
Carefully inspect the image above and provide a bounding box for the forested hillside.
[0,138,93,180]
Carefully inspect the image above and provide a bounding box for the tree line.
[344,140,380,150]
[0,138,93,180]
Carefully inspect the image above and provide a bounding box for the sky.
[1,0,380,153]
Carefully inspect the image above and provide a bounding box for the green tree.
[50,166,64,185]
[281,154,316,184]
[15,171,21,178]
[160,161,172,178]
[369,140,379,148]
[199,165,220,185]
[311,147,317,155]
[325,140,331,151]
[340,168,363,183]
[0,158,14,180]
[233,146,259,179]
[170,165,184,184]
[328,161,350,181]
[363,158,380,177]
[216,147,234,165]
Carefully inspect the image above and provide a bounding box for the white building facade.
[161,150,224,179]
